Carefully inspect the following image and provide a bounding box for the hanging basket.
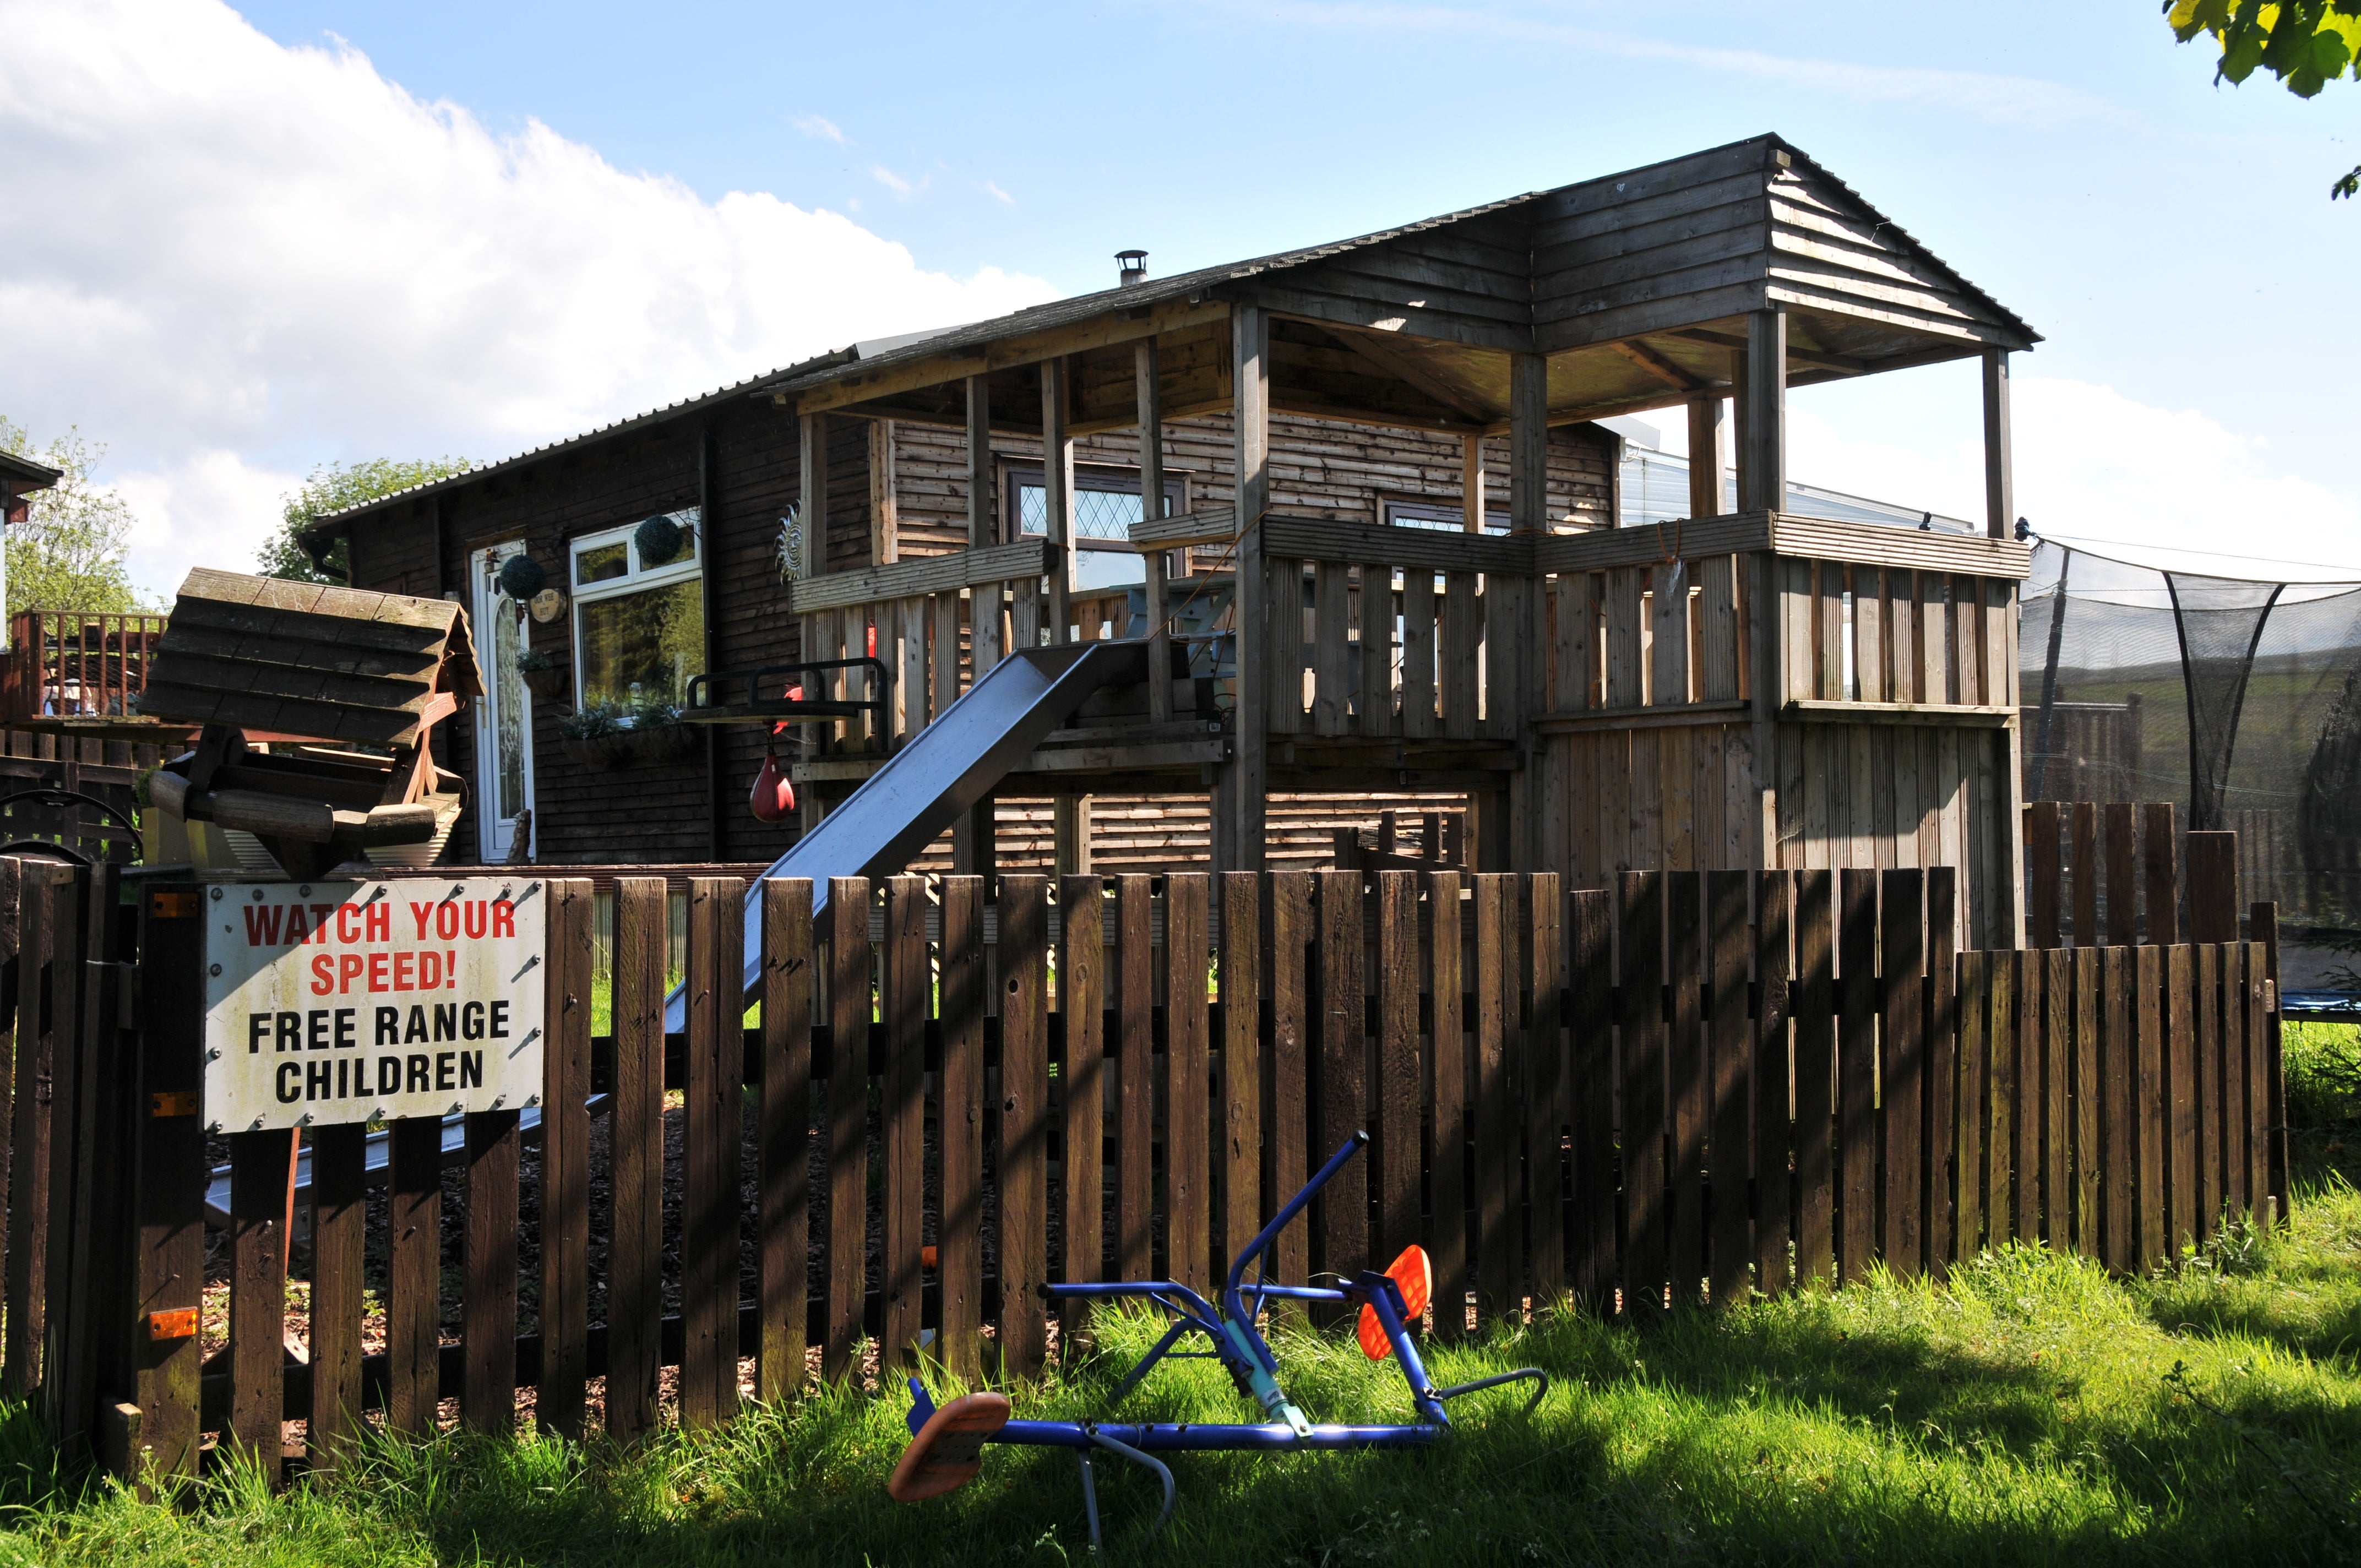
[519,666,570,702]
[626,722,697,765]
[559,733,634,770]
[635,513,685,566]
[497,554,547,602]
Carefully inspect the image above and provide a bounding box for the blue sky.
[3,1,2354,592]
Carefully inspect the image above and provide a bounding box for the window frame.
[1003,461,1187,552]
[1379,497,1512,535]
[567,508,705,712]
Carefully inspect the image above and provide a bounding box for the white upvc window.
[568,509,705,712]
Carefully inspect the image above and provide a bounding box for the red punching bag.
[749,745,796,822]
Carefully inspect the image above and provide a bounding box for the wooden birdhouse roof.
[135,569,481,747]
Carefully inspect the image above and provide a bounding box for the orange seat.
[886,1391,1011,1502]
[1357,1245,1433,1360]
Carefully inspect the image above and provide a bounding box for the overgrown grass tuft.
[14,1185,2361,1564]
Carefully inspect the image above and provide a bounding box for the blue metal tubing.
[993,1419,1444,1453]
[1221,1131,1370,1374]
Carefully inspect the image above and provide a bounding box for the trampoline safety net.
[2020,539,2361,977]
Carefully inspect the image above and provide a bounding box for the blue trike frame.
[900,1130,1547,1544]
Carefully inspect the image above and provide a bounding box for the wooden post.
[1040,357,1073,645]
[1509,351,1549,872]
[1737,308,1786,514]
[798,412,828,793]
[1982,350,2013,541]
[1461,434,1487,532]
[957,377,993,873]
[1230,302,1269,872]
[130,877,203,1485]
[868,419,898,565]
[1687,394,1725,520]
[699,425,726,862]
[1139,340,1171,723]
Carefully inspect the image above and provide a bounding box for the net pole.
[2032,546,2072,801]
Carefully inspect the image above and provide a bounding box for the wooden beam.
[1138,339,1171,724]
[1686,394,1726,521]
[1611,337,1702,393]
[1461,435,1488,533]
[1508,349,1549,870]
[965,375,991,548]
[784,297,1228,415]
[1671,325,1865,376]
[1737,308,1786,514]
[798,415,825,579]
[1041,357,1073,645]
[867,420,897,565]
[1983,349,2013,542]
[1315,323,1497,424]
[1230,303,1271,874]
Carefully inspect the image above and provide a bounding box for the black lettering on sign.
[276,1063,301,1103]
[249,1016,269,1055]
[490,1000,509,1039]
[376,1007,399,1047]
[461,1001,485,1041]
[460,1051,483,1089]
[307,1061,330,1101]
[335,1009,356,1049]
[434,1004,456,1042]
[308,1010,329,1050]
[407,1006,429,1044]
[378,1057,401,1095]
[277,1012,300,1053]
[436,1052,456,1092]
[407,1055,429,1093]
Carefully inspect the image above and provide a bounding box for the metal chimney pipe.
[1116,249,1147,288]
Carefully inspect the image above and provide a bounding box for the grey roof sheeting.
[0,450,63,490]
[317,134,2033,531]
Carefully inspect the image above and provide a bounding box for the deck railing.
[2,611,170,724]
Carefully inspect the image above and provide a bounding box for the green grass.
[20,1025,2361,1565]
[11,1187,2361,1566]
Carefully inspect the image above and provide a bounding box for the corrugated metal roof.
[317,134,2036,530]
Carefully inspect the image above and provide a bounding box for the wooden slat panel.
[1651,563,1690,707]
[1698,556,1740,703]
[227,1130,293,1480]
[937,878,985,1380]
[881,877,929,1369]
[2041,946,2070,1249]
[1375,872,1423,1265]
[1954,952,1988,1257]
[2167,944,2197,1254]
[1753,873,1793,1296]
[1218,873,1264,1278]
[1853,565,1885,703]
[1358,565,1395,738]
[998,875,1051,1379]
[1,868,55,1399]
[1925,869,1959,1272]
[1836,870,1878,1282]
[786,537,1057,614]
[2099,946,2134,1272]
[1705,870,1751,1303]
[1269,559,1306,736]
[2013,954,2042,1246]
[1566,886,1613,1310]
[1115,875,1155,1282]
[1268,873,1314,1302]
[535,880,592,1436]
[759,878,815,1401]
[1666,873,1705,1304]
[1442,571,1481,739]
[1400,568,1436,737]
[1604,567,1643,709]
[460,1109,520,1433]
[2135,944,2165,1270]
[1472,874,1517,1320]
[2104,805,2136,946]
[2194,941,2222,1246]
[2026,802,2060,949]
[1983,950,2017,1246]
[1311,561,1350,736]
[2255,903,2289,1220]
[1263,513,1534,576]
[824,876,871,1381]
[1881,870,1925,1278]
[385,1116,440,1436]
[307,1122,365,1468]
[931,592,960,721]
[1619,871,1667,1310]
[2071,803,2098,948]
[2144,804,2178,945]
[2071,945,2099,1257]
[127,876,201,1482]
[2243,941,2269,1223]
[683,877,745,1425]
[1792,870,1835,1287]
[1427,872,1470,1334]
[1059,876,1105,1341]
[1317,869,1370,1299]
[1165,874,1212,1294]
[1525,875,1565,1300]
[606,878,665,1434]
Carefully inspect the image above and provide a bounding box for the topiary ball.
[497,554,547,601]
[635,514,684,565]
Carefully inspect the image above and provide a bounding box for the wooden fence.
[0,853,2286,1485]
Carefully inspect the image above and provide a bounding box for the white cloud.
[984,179,1015,206]
[1785,375,2361,574]
[0,0,1056,600]
[871,165,921,197]
[791,113,845,144]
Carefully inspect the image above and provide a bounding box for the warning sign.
[203,878,547,1133]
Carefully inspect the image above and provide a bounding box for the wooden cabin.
[308,134,2038,946]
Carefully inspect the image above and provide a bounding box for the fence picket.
[537,880,592,1436]
[1752,873,1793,1297]
[1526,876,1565,1302]
[386,1115,442,1437]
[998,875,1050,1379]
[824,876,871,1382]
[1268,873,1314,1306]
[1792,872,1835,1288]
[682,878,745,1425]
[2071,946,2098,1258]
[882,876,929,1370]
[2167,945,2197,1255]
[1219,873,1264,1277]
[1836,870,1878,1284]
[2135,945,2165,1270]
[1881,870,1925,1278]
[2243,940,2270,1222]
[2042,947,2070,1250]
[460,1108,520,1434]
[1166,874,1211,1294]
[937,878,984,1381]
[1954,952,1987,1260]
[2099,947,2135,1272]
[1667,873,1706,1306]
[1059,876,1105,1343]
[607,878,666,1434]
[1375,873,1423,1267]
[759,878,815,1400]
[1116,875,1155,1283]
[1619,872,1667,1309]
[1706,871,1750,1303]
[1318,870,1371,1305]
[1926,869,1957,1275]
[1427,872,1469,1335]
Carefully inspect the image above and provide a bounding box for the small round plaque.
[529,587,567,624]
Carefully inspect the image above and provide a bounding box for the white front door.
[471,542,536,862]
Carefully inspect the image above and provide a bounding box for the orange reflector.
[147,1308,198,1342]
[150,1091,198,1119]
[149,890,200,920]
[1357,1244,1433,1361]
[922,1244,938,1271]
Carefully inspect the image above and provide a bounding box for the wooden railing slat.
[758,878,815,1400]
[1058,876,1105,1343]
[1791,871,1835,1288]
[996,875,1049,1379]
[824,876,871,1381]
[936,877,984,1380]
[1426,872,1468,1335]
[1115,875,1155,1282]
[1166,874,1211,1294]
[1667,873,1705,1306]
[535,880,593,1436]
[882,876,929,1370]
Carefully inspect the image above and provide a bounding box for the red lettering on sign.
[337,905,363,944]
[419,950,442,989]
[394,951,414,992]
[285,906,310,943]
[309,904,335,944]
[311,954,334,994]
[464,901,487,940]
[367,952,388,992]
[366,902,390,941]
[437,902,458,941]
[410,902,434,940]
[242,906,284,946]
[337,954,363,992]
[493,899,515,938]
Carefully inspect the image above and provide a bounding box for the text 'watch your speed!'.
[202,878,548,1133]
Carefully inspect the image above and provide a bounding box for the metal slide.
[668,635,1152,1028]
[205,638,1154,1224]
